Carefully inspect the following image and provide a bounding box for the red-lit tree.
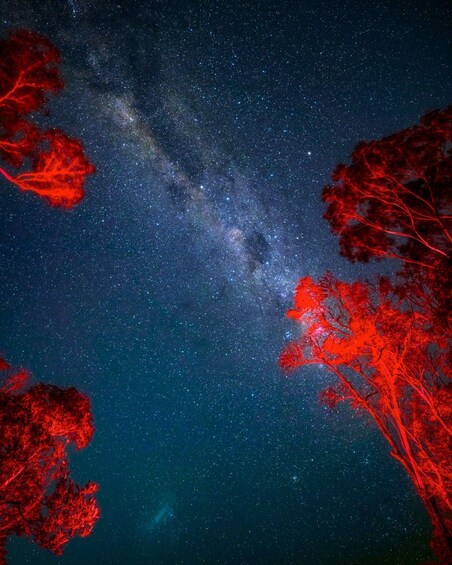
[281,109,452,561]
[280,274,451,561]
[0,30,99,563]
[322,107,451,272]
[0,359,100,563]
[323,108,452,335]
[0,29,94,207]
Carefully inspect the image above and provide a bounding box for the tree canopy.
[0,30,98,563]
[281,108,452,562]
[0,360,99,562]
[0,29,94,208]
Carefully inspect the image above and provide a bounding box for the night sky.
[0,1,450,563]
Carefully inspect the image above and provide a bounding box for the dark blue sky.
[0,1,450,563]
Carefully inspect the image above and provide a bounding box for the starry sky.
[0,1,450,563]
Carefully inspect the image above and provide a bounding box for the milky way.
[0,1,450,563]
[103,91,304,314]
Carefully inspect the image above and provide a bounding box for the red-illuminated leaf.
[293,276,325,312]
[281,108,452,561]
[281,272,452,560]
[0,359,99,560]
[319,386,345,409]
[322,107,452,273]
[0,368,28,394]
[0,30,98,564]
[0,29,62,117]
[37,478,100,555]
[279,342,305,371]
[0,29,94,208]
[0,119,39,167]
[0,130,95,208]
[26,383,95,449]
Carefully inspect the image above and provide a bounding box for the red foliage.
[0,119,39,168]
[318,385,347,410]
[0,29,62,117]
[0,29,94,207]
[322,107,452,271]
[0,130,95,208]
[0,30,98,563]
[0,360,99,562]
[286,110,452,560]
[280,274,452,561]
